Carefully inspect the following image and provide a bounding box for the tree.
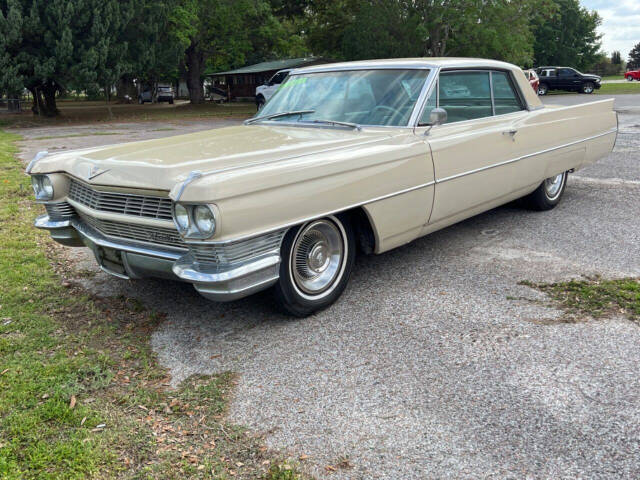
[532,0,602,71]
[306,0,552,65]
[169,0,283,104]
[628,42,640,70]
[0,0,134,116]
[611,50,621,65]
[117,0,185,102]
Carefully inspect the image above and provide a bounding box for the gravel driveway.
[13,95,640,479]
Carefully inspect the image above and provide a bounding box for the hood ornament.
[87,165,110,180]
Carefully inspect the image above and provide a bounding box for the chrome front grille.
[189,230,285,268]
[79,213,186,250]
[68,179,173,221]
[45,201,76,220]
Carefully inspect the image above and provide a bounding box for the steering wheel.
[371,105,399,125]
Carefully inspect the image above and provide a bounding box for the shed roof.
[210,57,325,76]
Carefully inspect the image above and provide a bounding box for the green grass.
[520,277,640,322]
[596,82,640,94]
[601,75,624,81]
[0,131,305,479]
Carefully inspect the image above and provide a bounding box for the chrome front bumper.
[35,214,282,301]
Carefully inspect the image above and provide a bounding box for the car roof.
[292,57,520,74]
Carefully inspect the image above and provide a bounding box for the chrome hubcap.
[544,173,564,199]
[292,219,344,296]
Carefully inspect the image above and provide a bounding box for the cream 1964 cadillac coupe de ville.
[28,58,617,316]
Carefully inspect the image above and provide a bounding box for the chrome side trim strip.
[436,128,617,184]
[210,128,615,245]
[208,180,436,245]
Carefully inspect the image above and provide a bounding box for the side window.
[558,68,574,77]
[492,71,523,115]
[439,71,492,123]
[270,72,287,85]
[418,85,437,126]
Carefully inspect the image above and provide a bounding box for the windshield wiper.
[244,109,315,125]
[305,119,362,131]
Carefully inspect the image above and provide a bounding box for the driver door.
[417,70,528,225]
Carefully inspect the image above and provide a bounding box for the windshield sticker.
[279,77,308,90]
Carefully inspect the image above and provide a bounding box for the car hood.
[31,124,393,191]
[583,74,601,81]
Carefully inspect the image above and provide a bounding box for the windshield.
[257,69,430,127]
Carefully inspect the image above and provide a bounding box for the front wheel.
[274,215,355,317]
[537,83,548,96]
[627,76,634,82]
[582,82,595,94]
[522,171,568,211]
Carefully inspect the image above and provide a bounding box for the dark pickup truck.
[535,67,601,95]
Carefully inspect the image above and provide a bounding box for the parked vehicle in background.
[138,84,174,104]
[255,69,290,108]
[157,84,174,104]
[624,69,640,81]
[523,69,539,93]
[535,67,601,95]
[29,58,617,316]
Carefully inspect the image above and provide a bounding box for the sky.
[581,0,639,60]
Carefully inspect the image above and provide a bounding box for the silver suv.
[138,84,174,104]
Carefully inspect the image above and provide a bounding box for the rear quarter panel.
[511,99,616,192]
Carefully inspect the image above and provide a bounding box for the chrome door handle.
[502,129,518,140]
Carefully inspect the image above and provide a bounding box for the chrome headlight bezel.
[31,174,54,201]
[172,203,218,240]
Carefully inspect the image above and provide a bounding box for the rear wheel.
[256,95,265,110]
[522,171,568,211]
[582,82,595,94]
[538,83,548,96]
[274,215,355,317]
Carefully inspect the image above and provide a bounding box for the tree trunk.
[116,75,137,103]
[40,82,59,117]
[30,81,59,117]
[185,43,206,104]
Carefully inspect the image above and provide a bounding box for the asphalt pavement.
[14,94,640,479]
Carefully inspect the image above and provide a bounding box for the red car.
[624,70,640,81]
[524,69,540,94]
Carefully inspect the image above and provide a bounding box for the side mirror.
[429,108,447,126]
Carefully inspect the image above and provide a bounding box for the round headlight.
[193,205,216,235]
[31,176,42,197]
[41,176,54,198]
[31,175,54,200]
[174,204,190,231]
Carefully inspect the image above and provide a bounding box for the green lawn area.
[596,82,640,94]
[0,131,301,479]
[601,75,624,81]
